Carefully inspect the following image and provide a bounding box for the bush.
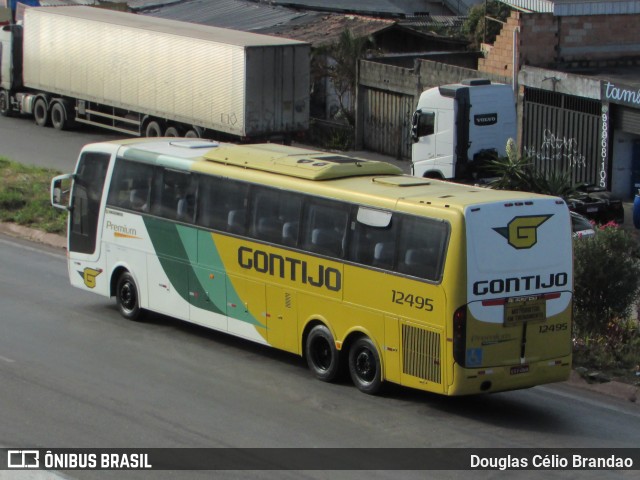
[573,224,640,338]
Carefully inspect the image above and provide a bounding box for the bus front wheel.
[305,324,341,382]
[116,272,144,321]
[348,336,383,394]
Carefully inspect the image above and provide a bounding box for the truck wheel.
[33,97,49,127]
[145,120,163,137]
[305,324,341,382]
[0,90,12,117]
[164,126,181,137]
[50,102,69,130]
[184,129,200,138]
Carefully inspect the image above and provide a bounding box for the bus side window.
[396,216,448,281]
[197,176,249,234]
[250,186,303,245]
[348,217,396,269]
[303,200,349,258]
[151,168,195,222]
[107,159,153,213]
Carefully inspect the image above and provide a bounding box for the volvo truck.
[411,79,516,180]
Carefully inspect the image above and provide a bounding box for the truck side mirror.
[411,111,420,142]
[411,110,436,142]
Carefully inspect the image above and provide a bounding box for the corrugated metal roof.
[260,14,395,47]
[143,0,307,31]
[401,14,466,29]
[499,0,640,15]
[554,0,640,16]
[270,0,452,17]
[497,0,554,12]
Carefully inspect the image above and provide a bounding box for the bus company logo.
[8,450,39,468]
[78,267,103,288]
[493,215,552,249]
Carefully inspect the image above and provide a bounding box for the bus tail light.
[453,306,467,366]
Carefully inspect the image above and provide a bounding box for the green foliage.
[0,157,66,234]
[461,0,512,50]
[487,139,576,198]
[312,29,373,125]
[573,225,640,338]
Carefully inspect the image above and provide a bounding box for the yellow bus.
[51,138,573,395]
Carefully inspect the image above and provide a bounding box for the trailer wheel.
[50,102,69,130]
[164,126,182,137]
[33,97,49,127]
[145,120,163,137]
[0,90,12,117]
[184,129,200,138]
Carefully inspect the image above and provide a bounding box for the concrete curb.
[1,220,638,404]
[0,221,66,249]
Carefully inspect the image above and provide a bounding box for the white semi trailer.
[0,6,310,141]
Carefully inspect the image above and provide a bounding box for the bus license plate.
[510,365,529,375]
[504,297,546,326]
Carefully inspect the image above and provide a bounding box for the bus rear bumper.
[447,356,572,396]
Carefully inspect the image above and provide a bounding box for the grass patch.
[0,157,67,234]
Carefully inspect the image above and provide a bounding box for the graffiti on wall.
[523,129,586,168]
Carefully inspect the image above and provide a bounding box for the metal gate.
[362,88,414,160]
[522,88,601,185]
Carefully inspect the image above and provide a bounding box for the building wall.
[480,10,640,76]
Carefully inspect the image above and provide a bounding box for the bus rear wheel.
[348,336,383,394]
[116,271,144,321]
[306,324,341,382]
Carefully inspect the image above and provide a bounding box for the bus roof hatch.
[201,143,402,180]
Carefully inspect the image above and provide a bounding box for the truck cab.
[411,79,516,181]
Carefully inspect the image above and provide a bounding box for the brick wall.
[479,10,640,75]
[478,11,521,79]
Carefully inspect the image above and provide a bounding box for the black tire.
[116,272,144,321]
[164,125,181,137]
[305,324,341,382]
[0,89,12,117]
[50,102,68,130]
[145,120,163,137]
[184,128,200,138]
[348,336,383,394]
[33,97,49,127]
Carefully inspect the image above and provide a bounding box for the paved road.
[0,114,122,172]
[1,234,639,479]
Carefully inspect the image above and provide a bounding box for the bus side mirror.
[51,174,74,211]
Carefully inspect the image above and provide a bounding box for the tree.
[312,29,373,125]
[461,0,512,50]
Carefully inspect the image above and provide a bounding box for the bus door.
[52,151,111,295]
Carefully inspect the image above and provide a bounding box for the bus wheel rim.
[120,282,136,311]
[354,348,375,382]
[311,337,332,371]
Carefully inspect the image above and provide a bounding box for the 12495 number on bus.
[391,290,434,311]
